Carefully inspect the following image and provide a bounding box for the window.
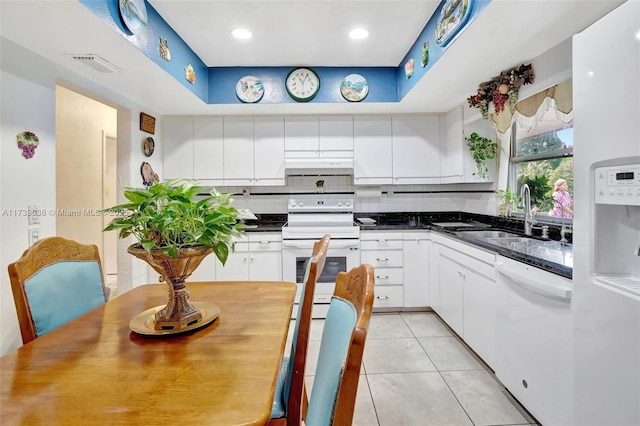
[510,107,573,221]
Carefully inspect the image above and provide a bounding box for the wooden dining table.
[0,281,296,425]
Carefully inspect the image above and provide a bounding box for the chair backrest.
[8,236,109,344]
[283,234,330,423]
[305,263,375,426]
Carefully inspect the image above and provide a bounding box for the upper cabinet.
[224,116,285,186]
[392,115,441,184]
[353,116,393,185]
[284,116,318,156]
[193,116,224,186]
[253,116,285,186]
[440,106,465,183]
[285,116,353,158]
[318,116,353,157]
[163,116,194,181]
[440,105,497,183]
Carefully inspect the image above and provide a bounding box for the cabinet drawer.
[373,285,403,309]
[360,236,403,250]
[436,242,495,281]
[248,241,282,252]
[372,267,403,285]
[361,250,403,268]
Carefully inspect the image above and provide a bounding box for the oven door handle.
[282,240,360,250]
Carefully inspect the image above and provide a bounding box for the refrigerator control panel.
[595,164,640,205]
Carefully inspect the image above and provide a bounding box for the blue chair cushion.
[270,355,289,419]
[305,296,357,426]
[24,260,105,337]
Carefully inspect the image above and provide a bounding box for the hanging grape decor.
[16,131,40,159]
[466,64,534,119]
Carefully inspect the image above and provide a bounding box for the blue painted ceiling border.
[79,0,491,106]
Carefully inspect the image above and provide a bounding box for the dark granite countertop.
[243,211,572,279]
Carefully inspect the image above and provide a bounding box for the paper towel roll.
[355,187,382,198]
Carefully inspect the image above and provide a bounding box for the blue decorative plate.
[340,74,369,102]
[236,76,265,103]
[119,0,148,35]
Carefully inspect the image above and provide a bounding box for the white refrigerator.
[572,2,640,425]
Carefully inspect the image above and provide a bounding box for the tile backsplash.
[214,175,497,216]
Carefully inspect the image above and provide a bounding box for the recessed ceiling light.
[349,28,369,40]
[231,28,252,40]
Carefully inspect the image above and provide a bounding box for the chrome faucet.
[534,197,573,245]
[518,183,534,236]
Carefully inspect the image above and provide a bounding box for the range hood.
[284,158,354,175]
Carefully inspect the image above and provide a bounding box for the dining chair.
[8,236,110,344]
[271,262,375,426]
[270,234,330,426]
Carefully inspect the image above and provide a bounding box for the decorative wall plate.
[235,76,265,103]
[435,0,473,47]
[119,0,148,35]
[143,137,155,157]
[184,64,196,84]
[404,59,414,79]
[159,37,171,61]
[340,74,369,102]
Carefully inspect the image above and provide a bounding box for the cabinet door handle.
[376,296,390,300]
[376,258,389,262]
[376,275,390,280]
[457,270,466,279]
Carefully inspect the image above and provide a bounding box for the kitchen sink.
[455,230,522,239]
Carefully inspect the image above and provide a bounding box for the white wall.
[0,38,160,355]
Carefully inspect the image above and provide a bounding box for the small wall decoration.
[184,64,196,84]
[159,37,171,61]
[140,162,159,188]
[139,112,156,134]
[435,0,473,47]
[404,59,414,79]
[118,0,148,35]
[467,64,535,119]
[16,131,39,159]
[235,76,264,103]
[315,180,325,193]
[421,42,430,67]
[340,74,369,102]
[143,137,155,157]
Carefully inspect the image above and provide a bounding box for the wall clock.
[285,68,320,102]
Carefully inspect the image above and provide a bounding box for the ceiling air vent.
[71,54,121,73]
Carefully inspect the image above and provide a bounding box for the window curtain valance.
[489,79,573,134]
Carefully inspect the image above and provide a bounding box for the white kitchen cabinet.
[193,116,224,186]
[223,116,254,186]
[433,235,497,366]
[353,116,393,185]
[428,238,442,311]
[402,232,430,308]
[284,116,318,156]
[436,246,465,335]
[163,116,194,180]
[318,116,353,157]
[360,231,404,310]
[440,105,464,183]
[215,240,250,281]
[253,116,285,186]
[462,106,496,182]
[392,115,441,184]
[187,254,217,282]
[216,233,282,281]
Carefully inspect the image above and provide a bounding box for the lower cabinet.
[433,235,497,366]
[214,233,282,281]
[360,231,404,310]
[402,232,430,308]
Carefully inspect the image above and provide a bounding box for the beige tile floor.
[289,311,540,426]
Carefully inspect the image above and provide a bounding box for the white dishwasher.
[495,255,573,426]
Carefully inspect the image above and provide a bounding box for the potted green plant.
[103,179,245,332]
[465,132,498,179]
[497,188,519,216]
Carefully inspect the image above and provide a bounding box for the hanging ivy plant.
[467,64,535,119]
[465,132,498,179]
